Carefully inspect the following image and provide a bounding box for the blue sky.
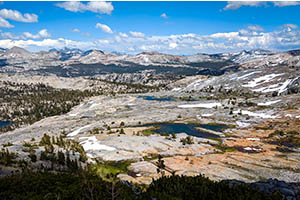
[0,1,300,54]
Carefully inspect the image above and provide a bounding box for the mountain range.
[0,47,299,79]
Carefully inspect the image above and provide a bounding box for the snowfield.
[242,73,283,88]
[67,124,91,137]
[201,113,213,117]
[178,102,221,108]
[68,113,78,117]
[80,136,116,152]
[252,79,292,93]
[236,71,261,80]
[233,110,277,119]
[247,138,260,141]
[257,100,281,106]
[172,87,181,91]
[236,121,251,127]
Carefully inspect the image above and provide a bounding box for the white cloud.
[23,29,51,39]
[169,42,177,49]
[1,29,51,40]
[95,23,113,34]
[0,9,38,23]
[282,24,298,30]
[238,25,265,37]
[87,2,114,14]
[248,25,264,32]
[72,28,80,33]
[211,32,239,39]
[130,31,145,37]
[56,2,83,12]
[139,44,161,51]
[0,17,13,28]
[224,1,300,10]
[1,23,300,55]
[56,1,114,15]
[128,47,135,51]
[98,39,109,44]
[223,1,265,10]
[161,13,168,19]
[0,32,19,39]
[119,32,128,37]
[273,1,300,7]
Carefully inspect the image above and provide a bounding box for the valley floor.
[1,73,300,186]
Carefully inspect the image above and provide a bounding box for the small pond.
[145,123,228,138]
[138,95,173,102]
[0,121,12,128]
[138,95,197,102]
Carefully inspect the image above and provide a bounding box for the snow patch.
[201,113,213,117]
[233,110,277,119]
[90,102,101,108]
[68,113,78,117]
[257,100,281,106]
[236,121,250,127]
[252,78,295,94]
[247,138,260,141]
[237,71,261,80]
[172,87,181,91]
[178,102,221,108]
[68,125,91,137]
[80,136,116,151]
[242,73,283,88]
[244,147,262,152]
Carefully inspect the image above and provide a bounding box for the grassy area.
[206,122,236,128]
[91,161,132,181]
[138,126,159,136]
[138,126,168,137]
[143,154,159,162]
[208,137,223,144]
[267,130,300,148]
[215,145,238,153]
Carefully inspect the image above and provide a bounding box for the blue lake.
[138,95,196,102]
[0,121,11,128]
[138,95,173,101]
[146,123,227,138]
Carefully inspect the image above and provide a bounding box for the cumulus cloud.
[1,29,51,40]
[56,1,114,15]
[248,25,264,32]
[1,24,300,55]
[130,31,145,37]
[223,1,265,10]
[273,1,300,7]
[169,42,177,49]
[23,29,51,39]
[118,32,128,37]
[0,32,19,39]
[0,9,38,23]
[0,17,13,28]
[98,39,109,44]
[160,13,168,19]
[282,24,298,30]
[0,38,96,50]
[95,23,113,34]
[223,1,300,10]
[238,25,265,37]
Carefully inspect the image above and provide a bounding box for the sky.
[0,1,300,54]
